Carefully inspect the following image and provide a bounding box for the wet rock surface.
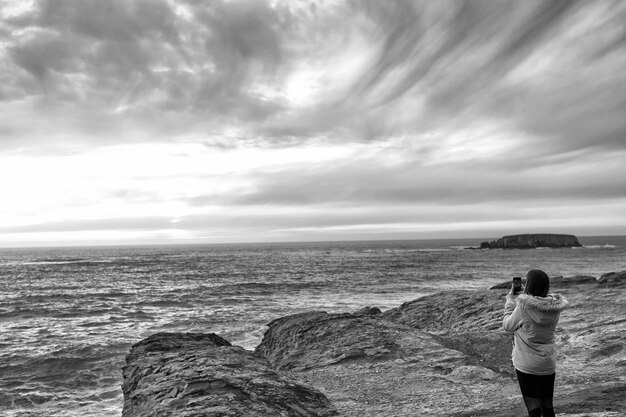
[122,271,626,416]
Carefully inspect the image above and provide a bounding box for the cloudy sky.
[1,0,625,247]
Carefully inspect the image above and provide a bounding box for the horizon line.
[0,233,623,250]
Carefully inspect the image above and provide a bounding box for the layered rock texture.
[121,333,338,417]
[122,271,626,416]
[480,233,582,249]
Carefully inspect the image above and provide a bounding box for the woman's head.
[525,269,550,297]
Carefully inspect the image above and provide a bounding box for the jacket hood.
[516,294,569,325]
[516,293,569,312]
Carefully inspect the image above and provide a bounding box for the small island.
[480,233,582,249]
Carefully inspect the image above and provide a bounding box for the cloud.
[0,216,172,234]
[214,153,626,207]
[2,0,625,151]
[1,0,293,148]
[340,0,626,155]
[6,0,176,97]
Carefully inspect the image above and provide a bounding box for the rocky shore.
[122,271,626,416]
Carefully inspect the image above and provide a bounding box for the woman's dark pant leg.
[516,370,556,417]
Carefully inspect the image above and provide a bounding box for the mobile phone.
[512,277,522,294]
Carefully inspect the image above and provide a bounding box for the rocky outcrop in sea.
[122,271,626,416]
[480,233,582,249]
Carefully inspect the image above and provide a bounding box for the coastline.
[3,238,624,416]
[122,271,626,416]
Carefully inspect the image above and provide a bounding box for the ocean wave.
[95,291,133,299]
[135,299,194,308]
[367,246,474,252]
[0,359,125,416]
[583,244,617,249]
[78,321,109,328]
[2,359,104,388]
[122,310,155,319]
[0,308,57,320]
[56,308,123,318]
[21,259,114,266]
[214,281,326,296]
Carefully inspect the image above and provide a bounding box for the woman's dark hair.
[525,269,550,297]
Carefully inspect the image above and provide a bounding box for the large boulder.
[255,311,423,371]
[121,333,338,417]
[382,290,504,333]
[255,307,517,416]
[382,290,514,376]
[480,234,582,249]
[597,270,626,287]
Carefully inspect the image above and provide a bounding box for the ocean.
[1,236,624,416]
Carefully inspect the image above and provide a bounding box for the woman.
[503,269,569,417]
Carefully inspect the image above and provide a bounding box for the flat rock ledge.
[123,271,626,416]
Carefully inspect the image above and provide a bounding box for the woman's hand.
[507,283,524,299]
[507,282,525,298]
